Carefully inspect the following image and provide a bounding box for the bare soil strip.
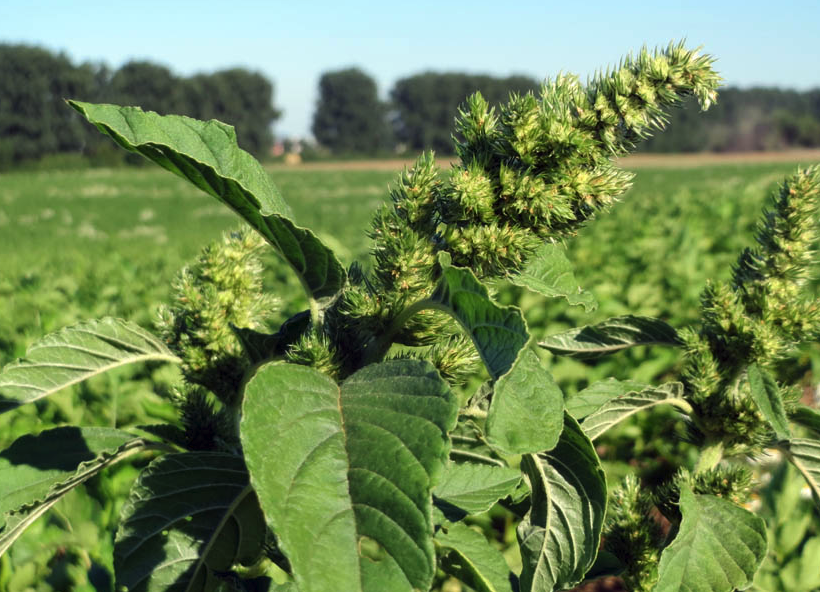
[267,149,820,172]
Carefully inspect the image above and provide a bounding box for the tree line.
[0,44,278,168]
[2,43,819,168]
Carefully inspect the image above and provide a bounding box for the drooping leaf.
[747,364,791,441]
[517,414,607,592]
[510,242,597,312]
[433,462,521,520]
[429,252,530,380]
[539,315,682,359]
[0,317,179,413]
[68,101,345,308]
[790,405,820,437]
[241,359,458,592]
[436,522,515,592]
[114,452,266,592]
[654,486,767,592]
[579,382,689,441]
[782,438,820,509]
[0,427,159,556]
[485,349,564,454]
[565,378,650,420]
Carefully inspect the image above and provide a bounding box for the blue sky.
[2,0,818,138]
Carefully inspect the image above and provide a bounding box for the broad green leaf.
[241,359,458,592]
[114,452,265,592]
[486,349,564,454]
[517,414,606,592]
[68,101,345,308]
[0,317,179,414]
[566,378,650,420]
[655,486,767,592]
[430,252,530,380]
[433,462,521,519]
[580,382,689,441]
[539,315,682,359]
[782,438,820,509]
[0,427,158,556]
[510,242,597,312]
[747,364,791,441]
[436,522,515,592]
[790,405,820,437]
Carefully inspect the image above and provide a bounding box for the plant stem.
[694,440,724,474]
[361,298,433,366]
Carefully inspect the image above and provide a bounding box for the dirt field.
[268,149,820,172]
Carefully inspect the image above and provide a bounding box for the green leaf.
[114,452,265,592]
[539,315,683,359]
[0,317,179,414]
[486,349,564,454]
[565,378,650,420]
[430,253,530,380]
[68,101,345,308]
[790,405,820,437]
[579,382,689,441]
[510,242,597,312]
[782,438,820,510]
[0,427,158,556]
[747,364,791,441]
[241,359,458,592]
[655,486,767,592]
[517,414,607,592]
[433,462,521,520]
[435,522,514,592]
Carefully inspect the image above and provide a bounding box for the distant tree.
[106,61,184,115]
[312,68,391,154]
[390,73,540,153]
[640,87,820,152]
[182,68,281,156]
[0,44,100,167]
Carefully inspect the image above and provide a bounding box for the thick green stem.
[694,440,724,474]
[361,298,433,366]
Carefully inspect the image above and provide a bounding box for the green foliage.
[2,41,820,592]
[0,44,281,168]
[312,68,392,155]
[391,72,540,153]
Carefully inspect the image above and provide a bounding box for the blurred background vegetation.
[2,42,820,170]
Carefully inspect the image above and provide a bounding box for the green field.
[2,156,820,590]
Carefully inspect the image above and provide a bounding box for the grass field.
[2,153,820,590]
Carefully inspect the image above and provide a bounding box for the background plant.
[1,42,820,592]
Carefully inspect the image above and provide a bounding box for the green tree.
[311,67,391,154]
[106,60,184,115]
[390,72,539,153]
[0,44,100,167]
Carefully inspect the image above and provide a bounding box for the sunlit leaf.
[241,359,458,592]
[655,486,767,592]
[0,317,179,413]
[539,315,682,359]
[69,101,346,309]
[517,414,606,591]
[510,242,597,312]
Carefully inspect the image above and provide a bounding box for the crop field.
[1,154,820,590]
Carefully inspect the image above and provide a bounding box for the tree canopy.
[311,68,391,154]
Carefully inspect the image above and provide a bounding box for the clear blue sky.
[2,0,818,138]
